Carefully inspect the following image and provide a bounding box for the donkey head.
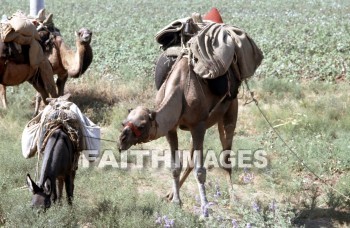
[26,174,52,209]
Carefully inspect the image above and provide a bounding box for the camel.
[0,14,93,113]
[118,56,240,217]
[33,27,93,113]
[0,29,58,112]
[49,27,93,95]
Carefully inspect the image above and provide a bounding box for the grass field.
[0,0,350,227]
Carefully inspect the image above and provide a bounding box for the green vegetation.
[0,0,349,227]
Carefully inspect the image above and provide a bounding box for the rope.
[82,135,118,143]
[244,80,350,202]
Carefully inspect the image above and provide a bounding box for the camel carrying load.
[0,9,58,112]
[21,94,100,159]
[119,8,264,217]
[155,9,263,97]
[0,10,56,91]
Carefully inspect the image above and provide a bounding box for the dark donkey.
[26,125,77,209]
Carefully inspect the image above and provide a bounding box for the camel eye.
[138,125,145,130]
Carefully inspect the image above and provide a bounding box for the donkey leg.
[0,85,7,109]
[57,178,64,205]
[166,129,182,205]
[51,179,58,204]
[65,172,75,205]
[192,122,209,217]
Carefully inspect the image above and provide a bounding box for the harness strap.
[125,122,142,138]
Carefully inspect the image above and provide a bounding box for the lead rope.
[35,149,40,182]
[244,80,350,202]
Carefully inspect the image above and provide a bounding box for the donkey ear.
[61,93,71,100]
[26,174,40,194]
[149,111,156,121]
[43,178,52,195]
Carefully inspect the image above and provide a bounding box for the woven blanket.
[21,95,101,158]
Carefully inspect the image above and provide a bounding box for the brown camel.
[118,56,239,217]
[34,27,93,112]
[48,27,93,95]
[0,32,58,112]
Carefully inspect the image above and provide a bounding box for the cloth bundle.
[155,15,264,81]
[21,96,101,158]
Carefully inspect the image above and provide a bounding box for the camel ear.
[43,13,53,25]
[75,30,80,37]
[149,111,156,121]
[36,8,46,22]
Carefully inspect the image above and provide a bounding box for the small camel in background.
[34,27,93,113]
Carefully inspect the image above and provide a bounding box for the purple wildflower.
[269,200,277,212]
[214,184,222,198]
[193,206,201,214]
[195,195,200,204]
[232,219,238,228]
[252,201,260,212]
[155,214,175,227]
[155,216,162,225]
[242,168,254,184]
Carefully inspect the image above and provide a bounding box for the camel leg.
[166,146,194,201]
[39,60,58,98]
[166,129,182,205]
[0,85,7,109]
[218,98,238,199]
[34,92,42,116]
[56,75,68,96]
[30,79,49,116]
[191,122,209,217]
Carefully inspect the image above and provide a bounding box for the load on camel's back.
[0,9,57,111]
[155,8,263,98]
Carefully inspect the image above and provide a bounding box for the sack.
[155,17,189,49]
[225,25,264,80]
[189,23,235,79]
[21,113,42,158]
[69,103,101,152]
[9,13,40,40]
[189,23,264,80]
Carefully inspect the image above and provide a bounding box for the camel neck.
[153,86,183,138]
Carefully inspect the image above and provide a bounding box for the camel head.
[75,28,92,44]
[118,106,157,151]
